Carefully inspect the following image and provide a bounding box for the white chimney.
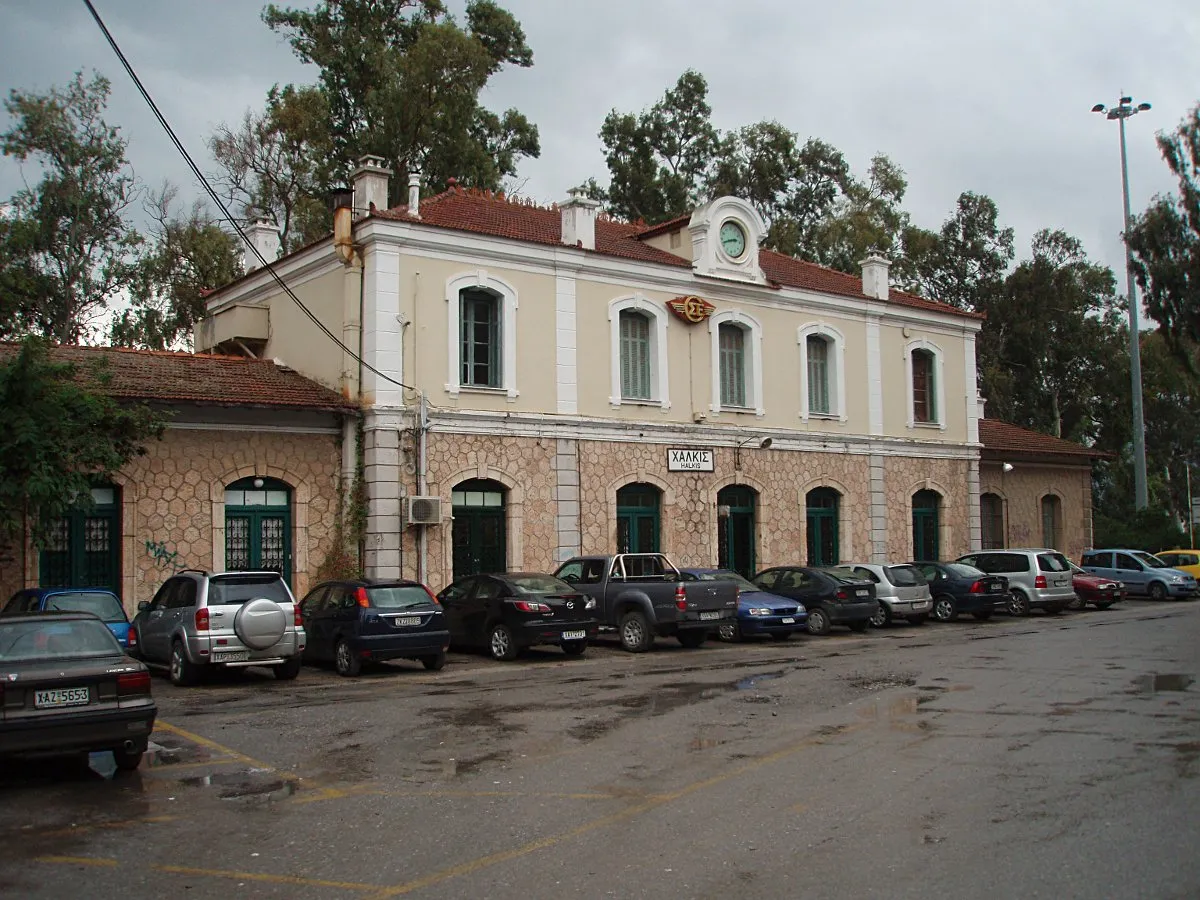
[560,187,600,251]
[408,171,422,218]
[350,155,393,221]
[243,218,280,272]
[860,252,891,300]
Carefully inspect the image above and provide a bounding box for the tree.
[0,71,141,343]
[0,338,165,548]
[1128,102,1200,366]
[809,153,909,274]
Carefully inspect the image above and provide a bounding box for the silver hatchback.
[955,549,1076,616]
[825,564,933,627]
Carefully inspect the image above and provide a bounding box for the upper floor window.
[608,296,670,408]
[798,324,845,420]
[807,336,829,413]
[446,272,519,399]
[620,310,651,400]
[461,289,500,388]
[719,323,746,407]
[905,339,944,428]
[709,310,764,416]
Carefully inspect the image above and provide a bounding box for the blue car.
[2,588,133,649]
[679,568,807,641]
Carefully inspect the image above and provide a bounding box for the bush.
[1092,507,1188,552]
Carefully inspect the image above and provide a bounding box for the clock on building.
[719,220,747,259]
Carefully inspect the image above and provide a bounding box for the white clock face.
[719,221,747,259]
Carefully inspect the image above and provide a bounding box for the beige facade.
[979,461,1095,562]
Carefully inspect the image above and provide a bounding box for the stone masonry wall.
[980,462,1093,561]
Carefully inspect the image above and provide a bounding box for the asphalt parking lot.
[2,601,1199,899]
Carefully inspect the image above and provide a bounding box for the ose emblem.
[667,295,716,324]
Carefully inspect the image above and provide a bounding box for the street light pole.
[1092,95,1151,510]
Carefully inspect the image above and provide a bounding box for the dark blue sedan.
[680,568,807,641]
[2,588,133,648]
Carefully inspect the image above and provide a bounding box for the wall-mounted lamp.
[1002,463,1014,474]
[735,436,773,470]
[253,477,265,488]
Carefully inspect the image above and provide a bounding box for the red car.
[1069,563,1125,610]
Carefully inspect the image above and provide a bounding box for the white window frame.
[446,270,519,400]
[608,295,670,409]
[904,338,945,430]
[797,323,846,422]
[708,309,764,416]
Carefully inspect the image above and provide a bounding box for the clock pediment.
[688,196,768,285]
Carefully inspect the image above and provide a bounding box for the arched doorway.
[39,484,121,597]
[912,489,941,561]
[717,485,757,578]
[806,487,840,566]
[452,479,506,578]
[616,483,661,553]
[225,477,292,583]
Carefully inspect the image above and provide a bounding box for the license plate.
[856,589,869,598]
[781,617,795,624]
[699,611,721,620]
[35,687,90,709]
[392,616,421,627]
[212,650,249,663]
[561,630,587,641]
[989,585,1003,592]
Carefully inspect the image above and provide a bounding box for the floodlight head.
[1120,95,1132,104]
[759,437,773,450]
[1138,102,1151,111]
[1091,103,1106,113]
[1002,462,1014,473]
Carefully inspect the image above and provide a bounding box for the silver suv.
[955,549,1076,616]
[825,564,933,627]
[131,570,305,686]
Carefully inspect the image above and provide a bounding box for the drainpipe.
[418,391,429,585]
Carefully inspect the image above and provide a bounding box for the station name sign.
[667,448,714,472]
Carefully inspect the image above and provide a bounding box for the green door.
[225,478,292,584]
[913,490,940,561]
[806,488,840,566]
[39,486,121,598]
[616,483,661,553]
[452,479,506,579]
[717,485,757,578]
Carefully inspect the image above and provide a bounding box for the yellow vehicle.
[1155,550,1200,579]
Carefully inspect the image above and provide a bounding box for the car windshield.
[1037,553,1072,572]
[687,570,758,592]
[0,618,122,662]
[884,565,924,586]
[942,563,985,578]
[367,585,434,609]
[508,574,577,594]
[43,591,127,623]
[208,575,292,605]
[1131,551,1168,569]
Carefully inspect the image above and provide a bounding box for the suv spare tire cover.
[234,598,288,650]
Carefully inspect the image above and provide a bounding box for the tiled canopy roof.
[377,188,979,319]
[0,343,355,412]
[978,418,1105,460]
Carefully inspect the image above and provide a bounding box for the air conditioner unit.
[404,495,443,526]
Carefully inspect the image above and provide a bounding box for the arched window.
[1041,495,1062,549]
[225,477,292,582]
[608,295,670,408]
[709,310,764,415]
[40,484,122,597]
[719,323,746,407]
[806,488,840,566]
[451,479,506,578]
[446,271,518,399]
[980,493,1005,549]
[616,483,661,553]
[905,339,945,428]
[460,288,501,388]
[620,311,651,400]
[798,324,846,420]
[912,489,941,561]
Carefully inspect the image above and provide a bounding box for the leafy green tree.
[0,337,165,547]
[1,71,141,342]
[810,153,909,273]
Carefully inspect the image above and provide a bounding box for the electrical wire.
[82,0,417,394]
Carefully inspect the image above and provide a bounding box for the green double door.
[452,480,506,579]
[912,490,940,561]
[224,477,292,583]
[717,485,756,578]
[806,488,839,566]
[39,486,121,597]
[617,484,660,554]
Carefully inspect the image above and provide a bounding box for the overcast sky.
[2,0,1198,283]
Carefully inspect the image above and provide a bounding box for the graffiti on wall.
[145,539,183,572]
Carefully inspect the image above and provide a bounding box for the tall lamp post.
[1092,95,1151,510]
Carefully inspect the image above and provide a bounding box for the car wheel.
[806,608,832,636]
[169,641,199,687]
[1148,581,1168,601]
[111,746,144,773]
[273,657,302,680]
[488,623,520,661]
[1008,590,1031,617]
[1068,594,1087,611]
[907,615,928,626]
[618,611,654,653]
[770,631,792,642]
[561,640,587,657]
[932,596,957,622]
[1094,601,1113,610]
[422,650,448,670]
[335,639,362,676]
[972,610,993,621]
[717,622,740,642]
[869,603,891,628]
[677,630,706,649]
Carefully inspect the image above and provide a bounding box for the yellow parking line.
[34,815,177,838]
[154,720,304,784]
[37,856,118,867]
[152,864,381,892]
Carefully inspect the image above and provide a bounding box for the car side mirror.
[137,601,150,612]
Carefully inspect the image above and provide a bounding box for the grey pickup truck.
[553,553,737,652]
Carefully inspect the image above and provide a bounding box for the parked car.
[554,553,736,652]
[1080,549,1197,600]
[298,579,449,677]
[1067,562,1125,610]
[824,564,932,627]
[955,549,1076,616]
[3,588,133,649]
[131,570,305,686]
[750,566,877,635]
[437,572,599,661]
[1153,550,1200,580]
[0,611,156,771]
[911,561,1008,622]
[678,568,807,642]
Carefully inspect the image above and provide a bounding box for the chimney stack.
[860,252,891,300]
[560,187,600,251]
[243,218,280,272]
[350,155,393,221]
[408,171,422,218]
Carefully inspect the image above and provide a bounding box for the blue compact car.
[679,568,807,641]
[2,587,133,648]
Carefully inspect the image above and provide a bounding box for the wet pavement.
[1,601,1198,898]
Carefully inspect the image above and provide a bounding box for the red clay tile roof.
[979,419,1105,460]
[0,343,356,412]
[379,189,978,319]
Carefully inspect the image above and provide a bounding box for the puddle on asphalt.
[179,770,295,801]
[735,671,785,691]
[1131,674,1194,694]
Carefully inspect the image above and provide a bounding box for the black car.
[437,572,600,661]
[751,566,878,635]
[299,579,449,677]
[911,561,1008,622]
[0,612,156,771]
